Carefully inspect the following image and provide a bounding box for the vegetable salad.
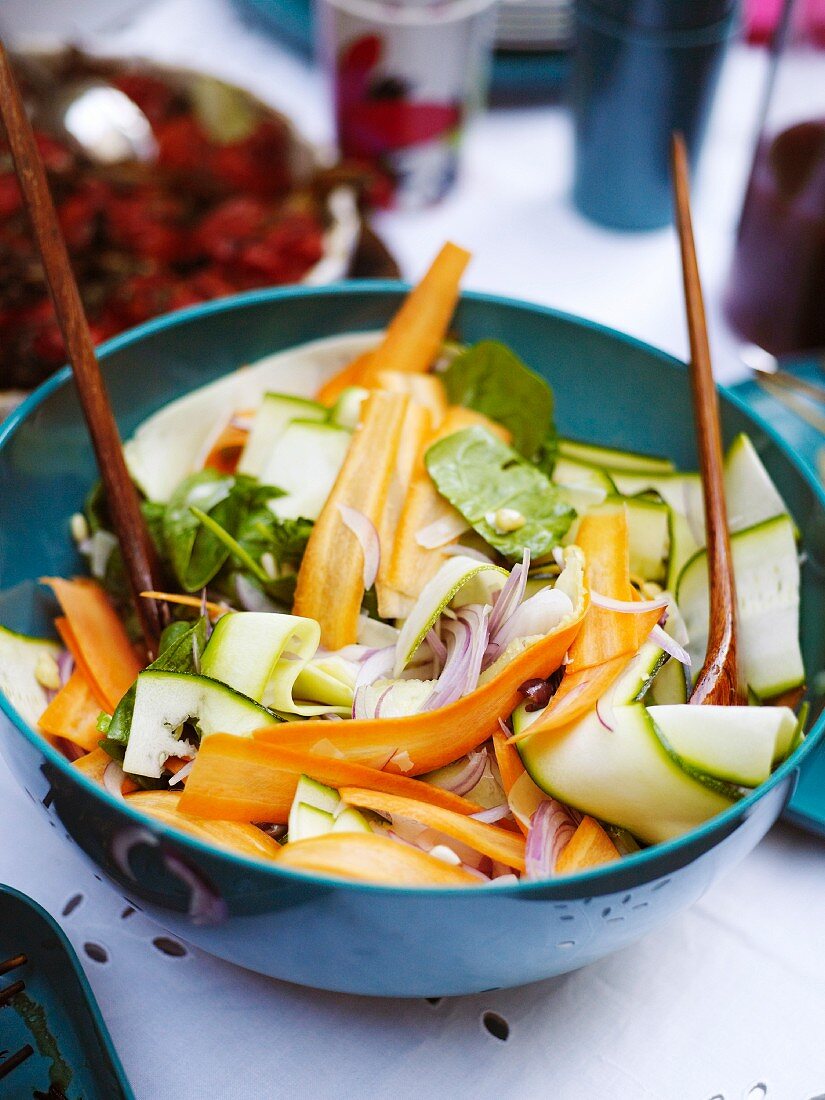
[3,242,806,887]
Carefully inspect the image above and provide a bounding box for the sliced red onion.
[103,760,126,800]
[423,616,473,711]
[373,683,394,719]
[56,650,74,687]
[596,681,617,732]
[425,627,447,665]
[436,604,490,708]
[442,544,495,565]
[354,646,395,692]
[338,504,380,589]
[352,686,369,720]
[438,749,488,796]
[470,803,511,824]
[590,590,669,614]
[335,643,377,663]
[351,646,395,717]
[415,514,470,549]
[490,588,573,657]
[649,623,692,667]
[525,799,582,880]
[488,549,530,639]
[168,760,195,787]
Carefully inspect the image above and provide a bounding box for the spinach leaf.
[236,509,313,572]
[102,616,208,752]
[163,471,241,591]
[425,426,575,562]
[441,340,555,459]
[197,506,312,609]
[163,471,291,592]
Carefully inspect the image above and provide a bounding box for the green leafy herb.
[425,426,575,561]
[236,510,313,572]
[163,471,239,591]
[441,340,555,459]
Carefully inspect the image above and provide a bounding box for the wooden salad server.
[0,41,168,655]
[671,133,745,706]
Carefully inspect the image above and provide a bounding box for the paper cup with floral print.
[317,0,499,208]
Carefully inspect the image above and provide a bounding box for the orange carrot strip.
[374,370,448,428]
[509,509,662,742]
[360,242,470,383]
[140,591,229,620]
[567,506,638,672]
[126,791,281,862]
[555,816,619,875]
[493,726,524,796]
[315,242,470,404]
[254,602,585,774]
[492,726,528,836]
[276,832,479,886]
[376,400,432,620]
[203,423,249,474]
[39,669,102,752]
[54,617,104,709]
[72,747,139,794]
[178,735,482,823]
[43,578,142,712]
[339,787,526,870]
[315,348,375,407]
[293,390,409,648]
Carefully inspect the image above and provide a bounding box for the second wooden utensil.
[671,133,745,707]
[0,40,167,655]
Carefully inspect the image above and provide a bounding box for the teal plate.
[0,885,133,1098]
[726,356,825,838]
[0,285,824,997]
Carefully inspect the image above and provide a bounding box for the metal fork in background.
[743,344,825,407]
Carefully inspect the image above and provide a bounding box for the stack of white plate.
[495,0,572,51]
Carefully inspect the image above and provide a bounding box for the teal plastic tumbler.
[572,0,738,230]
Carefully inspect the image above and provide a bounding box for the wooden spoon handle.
[671,134,741,705]
[0,41,167,654]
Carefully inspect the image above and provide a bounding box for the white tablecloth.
[4,3,825,1096]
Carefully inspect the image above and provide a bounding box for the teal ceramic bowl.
[1,284,823,997]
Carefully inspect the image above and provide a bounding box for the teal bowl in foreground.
[0,284,823,997]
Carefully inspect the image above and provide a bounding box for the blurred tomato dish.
[0,50,394,394]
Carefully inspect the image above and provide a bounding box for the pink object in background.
[745,0,825,43]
